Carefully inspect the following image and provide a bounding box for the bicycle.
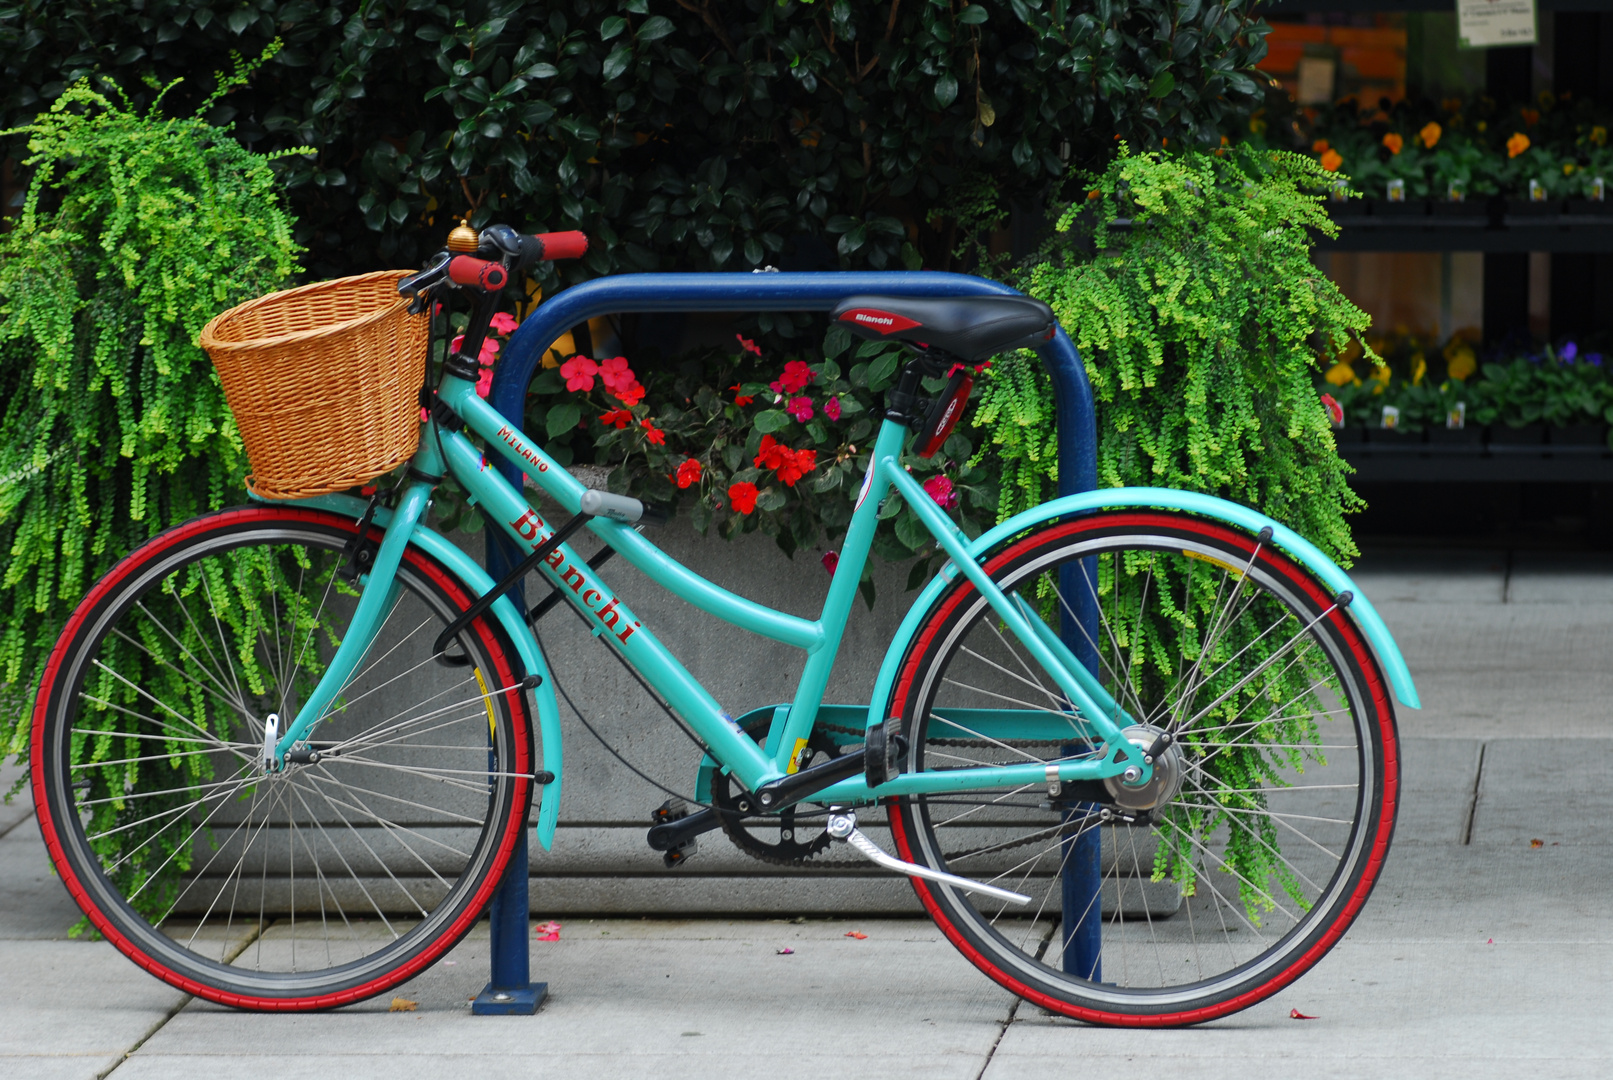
[30,222,1419,1025]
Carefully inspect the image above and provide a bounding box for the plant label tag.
[1457,0,1536,49]
[1448,402,1467,430]
[1380,405,1401,430]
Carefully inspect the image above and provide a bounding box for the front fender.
[267,493,563,850]
[868,487,1420,729]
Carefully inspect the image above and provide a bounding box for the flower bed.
[1320,331,1613,445]
[432,321,996,602]
[1262,93,1613,207]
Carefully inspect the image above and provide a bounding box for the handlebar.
[396,228,590,300]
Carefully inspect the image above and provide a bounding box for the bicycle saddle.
[830,294,1056,361]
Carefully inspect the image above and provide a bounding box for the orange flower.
[1507,132,1530,158]
[1382,132,1404,155]
[1321,149,1343,172]
[1419,122,1442,149]
[1521,108,1540,127]
[1312,139,1330,153]
[1593,126,1608,147]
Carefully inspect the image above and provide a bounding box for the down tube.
[437,426,779,792]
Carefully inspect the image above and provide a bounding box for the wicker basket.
[200,270,429,500]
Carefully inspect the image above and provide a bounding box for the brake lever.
[397,250,452,305]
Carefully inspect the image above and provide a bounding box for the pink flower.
[598,356,636,393]
[476,368,493,397]
[786,396,814,422]
[478,337,499,365]
[489,312,519,335]
[923,474,960,510]
[560,356,599,392]
[449,334,465,354]
[824,396,842,421]
[821,550,839,575]
[769,360,814,395]
[736,334,762,356]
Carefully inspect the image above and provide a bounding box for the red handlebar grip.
[533,231,589,261]
[447,256,509,290]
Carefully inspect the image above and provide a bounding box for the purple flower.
[1563,341,1579,362]
[1592,354,1605,367]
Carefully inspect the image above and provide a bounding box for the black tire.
[32,505,537,1009]
[886,510,1399,1026]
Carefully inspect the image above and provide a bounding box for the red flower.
[1320,392,1344,427]
[675,458,703,488]
[923,474,960,510]
[728,481,759,514]
[755,434,789,472]
[824,396,842,421]
[599,409,633,429]
[786,396,814,422]
[736,334,763,356]
[730,384,755,407]
[560,356,598,392]
[640,418,666,446]
[769,360,814,395]
[476,368,493,397]
[753,435,817,486]
[613,380,646,406]
[821,550,839,575]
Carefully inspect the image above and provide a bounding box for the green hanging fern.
[975,147,1374,920]
[0,62,302,760]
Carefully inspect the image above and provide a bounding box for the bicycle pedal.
[662,839,698,869]
[863,718,908,788]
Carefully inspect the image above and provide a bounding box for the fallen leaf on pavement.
[844,931,868,940]
[1486,938,1494,944]
[1530,839,1544,848]
[776,947,794,955]
[1289,1009,1317,1020]
[390,997,417,1012]
[536,920,561,941]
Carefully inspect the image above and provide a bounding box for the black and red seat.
[829,294,1056,361]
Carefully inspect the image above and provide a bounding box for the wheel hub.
[1103,724,1185,812]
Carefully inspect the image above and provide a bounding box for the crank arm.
[826,811,1030,906]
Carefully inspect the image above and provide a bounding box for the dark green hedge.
[2,1,1269,282]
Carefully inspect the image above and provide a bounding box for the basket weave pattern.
[200,270,428,500]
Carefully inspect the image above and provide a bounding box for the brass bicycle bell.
[447,216,479,253]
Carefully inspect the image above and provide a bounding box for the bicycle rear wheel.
[32,505,537,1009]
[886,510,1399,1025]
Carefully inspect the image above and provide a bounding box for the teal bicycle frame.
[268,365,1141,801]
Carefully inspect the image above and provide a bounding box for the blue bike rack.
[473,271,1103,1013]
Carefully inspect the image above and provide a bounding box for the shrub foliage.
[0,74,300,754]
[2,1,1271,281]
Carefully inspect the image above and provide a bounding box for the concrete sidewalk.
[4,547,1612,1078]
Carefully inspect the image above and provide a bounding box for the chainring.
[712,728,843,866]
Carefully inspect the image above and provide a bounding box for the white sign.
[1457,0,1537,49]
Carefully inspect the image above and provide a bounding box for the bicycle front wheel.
[32,505,537,1009]
[886,510,1399,1025]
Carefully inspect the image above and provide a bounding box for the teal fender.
[271,493,563,850]
[867,486,1421,729]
